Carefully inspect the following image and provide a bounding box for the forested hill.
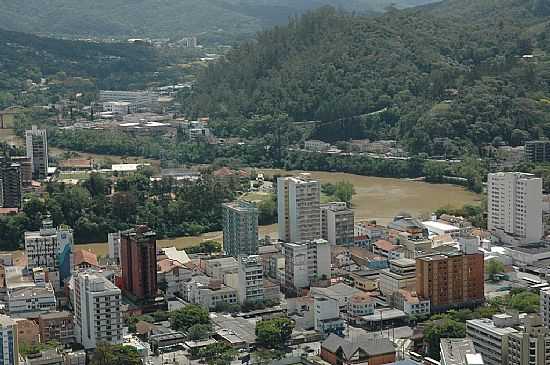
[186,0,550,157]
[0,0,437,41]
[0,28,168,107]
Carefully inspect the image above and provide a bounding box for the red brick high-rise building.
[120,226,157,300]
[416,248,484,312]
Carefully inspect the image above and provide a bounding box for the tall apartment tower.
[541,288,550,329]
[25,125,48,180]
[0,160,22,209]
[487,172,543,243]
[416,248,484,311]
[282,238,331,296]
[320,202,354,245]
[508,315,550,365]
[10,156,32,189]
[73,272,122,349]
[0,314,18,365]
[107,232,121,264]
[222,201,259,257]
[24,220,74,286]
[120,226,157,300]
[525,140,550,163]
[277,174,321,242]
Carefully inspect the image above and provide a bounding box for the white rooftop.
[162,247,190,264]
[422,220,460,232]
[111,163,150,172]
[466,353,484,365]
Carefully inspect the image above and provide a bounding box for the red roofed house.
[156,258,192,298]
[372,239,401,260]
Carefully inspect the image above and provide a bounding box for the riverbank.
[261,169,480,222]
[77,224,278,257]
[77,169,480,256]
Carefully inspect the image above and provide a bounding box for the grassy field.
[259,169,480,223]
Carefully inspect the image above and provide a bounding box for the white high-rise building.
[487,172,543,243]
[107,232,121,264]
[73,272,122,349]
[25,125,48,180]
[541,288,550,328]
[0,314,18,365]
[282,238,330,295]
[277,174,321,242]
[25,221,74,286]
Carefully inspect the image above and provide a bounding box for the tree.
[255,317,294,349]
[424,317,466,360]
[321,183,337,196]
[193,343,236,365]
[486,259,505,281]
[90,343,141,365]
[186,241,222,254]
[258,194,277,225]
[188,323,212,341]
[507,290,540,313]
[334,181,355,205]
[171,304,210,331]
[83,172,108,197]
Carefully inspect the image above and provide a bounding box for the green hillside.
[185,0,550,157]
[0,28,177,108]
[0,0,438,41]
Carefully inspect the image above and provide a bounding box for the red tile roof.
[373,239,399,252]
[74,249,98,267]
[157,259,182,273]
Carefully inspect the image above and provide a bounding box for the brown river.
[78,169,480,257]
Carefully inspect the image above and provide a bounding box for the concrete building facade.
[379,258,417,297]
[236,255,264,304]
[24,222,74,286]
[73,272,122,349]
[488,172,543,243]
[467,314,519,365]
[416,250,484,311]
[0,315,18,365]
[314,296,345,337]
[277,175,321,242]
[7,283,57,316]
[0,160,22,209]
[25,125,48,180]
[321,202,354,245]
[120,226,157,300]
[107,232,121,264]
[525,140,550,163]
[508,315,550,365]
[282,239,331,296]
[222,201,259,257]
[39,311,75,345]
[541,288,550,328]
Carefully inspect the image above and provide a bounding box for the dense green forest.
[0,28,198,108]
[186,0,550,157]
[0,0,437,41]
[0,170,240,249]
